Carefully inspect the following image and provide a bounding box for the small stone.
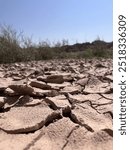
[77,77,89,86]
[29,80,51,90]
[45,75,64,84]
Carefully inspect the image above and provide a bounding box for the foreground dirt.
[0,59,113,150]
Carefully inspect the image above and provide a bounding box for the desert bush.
[91,38,112,58]
[0,24,112,64]
[0,24,23,63]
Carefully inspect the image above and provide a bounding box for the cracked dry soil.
[0,59,113,150]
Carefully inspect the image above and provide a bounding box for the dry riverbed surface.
[0,59,113,150]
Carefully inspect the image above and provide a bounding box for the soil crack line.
[61,126,79,150]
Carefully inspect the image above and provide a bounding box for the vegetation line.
[0,24,113,64]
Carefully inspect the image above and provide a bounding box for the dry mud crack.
[0,59,113,150]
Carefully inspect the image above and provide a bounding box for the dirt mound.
[0,59,113,150]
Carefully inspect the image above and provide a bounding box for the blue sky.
[0,0,112,44]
